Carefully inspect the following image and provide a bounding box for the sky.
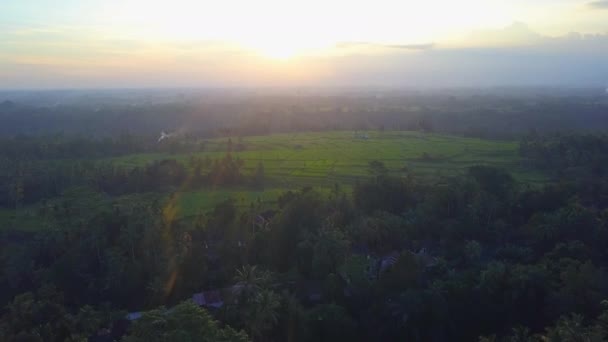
[1,0,607,89]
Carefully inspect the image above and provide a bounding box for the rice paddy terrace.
[113,131,541,185]
[110,131,544,217]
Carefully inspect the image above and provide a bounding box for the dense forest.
[1,90,608,341]
[1,130,608,340]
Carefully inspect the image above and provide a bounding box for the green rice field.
[108,131,544,218]
[111,131,543,186]
[2,131,545,229]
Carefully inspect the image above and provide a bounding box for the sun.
[248,39,307,60]
[257,45,299,60]
[248,36,340,60]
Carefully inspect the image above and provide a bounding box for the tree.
[306,304,357,342]
[227,138,233,153]
[353,176,415,214]
[416,115,434,133]
[245,290,280,341]
[123,300,248,342]
[464,240,482,264]
[367,160,388,181]
[9,177,24,210]
[312,228,351,276]
[253,162,265,189]
[379,252,420,292]
[229,266,278,341]
[0,287,98,342]
[467,165,514,199]
[233,265,271,299]
[549,260,608,317]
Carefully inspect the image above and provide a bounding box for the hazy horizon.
[2,0,608,88]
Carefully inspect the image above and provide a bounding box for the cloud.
[315,23,608,88]
[335,41,434,51]
[463,22,543,47]
[588,0,608,9]
[2,21,608,88]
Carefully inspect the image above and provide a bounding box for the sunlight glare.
[108,0,520,57]
[257,44,298,60]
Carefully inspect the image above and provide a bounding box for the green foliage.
[233,265,272,297]
[3,131,608,341]
[0,286,114,342]
[380,252,421,292]
[367,160,388,179]
[243,290,281,340]
[123,300,248,342]
[227,266,280,340]
[467,165,515,198]
[305,304,357,342]
[311,228,351,277]
[353,176,416,214]
[339,255,373,291]
[253,162,265,189]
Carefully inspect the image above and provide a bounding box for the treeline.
[481,304,608,341]
[520,132,608,175]
[0,135,146,160]
[3,90,608,139]
[0,153,263,207]
[3,152,608,340]
[0,134,210,161]
[520,132,608,207]
[96,153,263,196]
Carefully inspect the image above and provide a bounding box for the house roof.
[192,293,205,306]
[125,312,142,321]
[192,290,224,308]
[380,251,400,273]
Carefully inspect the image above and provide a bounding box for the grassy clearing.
[110,131,543,186]
[165,187,341,220]
[0,207,44,232]
[109,131,544,217]
[171,188,286,219]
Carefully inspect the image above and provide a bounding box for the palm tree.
[233,265,270,298]
[247,290,280,341]
[232,265,277,340]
